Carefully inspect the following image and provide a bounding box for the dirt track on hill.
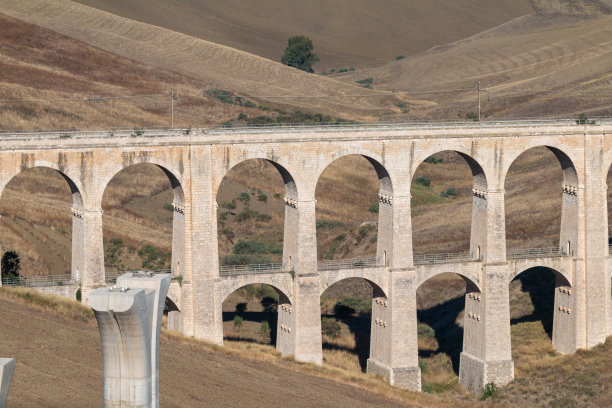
[0,297,415,408]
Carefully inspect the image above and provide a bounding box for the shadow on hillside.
[417,296,465,373]
[322,313,371,371]
[510,267,555,338]
[222,307,278,346]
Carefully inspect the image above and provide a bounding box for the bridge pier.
[293,274,322,364]
[368,270,421,391]
[460,265,514,394]
[73,208,106,302]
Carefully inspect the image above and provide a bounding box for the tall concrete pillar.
[0,358,14,408]
[90,273,170,408]
[291,198,322,364]
[73,208,105,302]
[460,189,514,393]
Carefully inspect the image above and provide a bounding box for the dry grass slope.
[71,0,534,69]
[0,0,402,119]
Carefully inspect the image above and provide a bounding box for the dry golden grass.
[343,6,612,119]
[0,286,94,322]
[0,0,402,120]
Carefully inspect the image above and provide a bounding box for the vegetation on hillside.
[281,35,319,73]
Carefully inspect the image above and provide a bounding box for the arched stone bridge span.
[1,119,611,394]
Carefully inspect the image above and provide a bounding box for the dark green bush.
[321,317,341,338]
[416,176,431,187]
[368,202,379,213]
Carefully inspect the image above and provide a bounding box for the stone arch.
[100,161,186,279]
[320,276,388,372]
[503,145,579,257]
[502,145,580,189]
[214,157,297,271]
[416,271,481,294]
[319,275,388,298]
[314,152,394,196]
[509,266,575,354]
[410,149,488,261]
[0,164,85,279]
[416,272,482,375]
[213,156,299,201]
[165,296,180,312]
[314,153,393,266]
[219,277,293,306]
[100,160,185,208]
[509,265,571,288]
[411,148,489,192]
[0,162,85,208]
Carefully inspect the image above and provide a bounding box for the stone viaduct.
[0,120,611,393]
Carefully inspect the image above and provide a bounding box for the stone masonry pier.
[1,119,612,393]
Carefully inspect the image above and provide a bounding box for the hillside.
[70,0,534,70]
[0,288,424,408]
[0,0,402,119]
[338,6,612,119]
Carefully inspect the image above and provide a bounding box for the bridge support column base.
[1,358,15,408]
[367,358,421,391]
[459,352,514,394]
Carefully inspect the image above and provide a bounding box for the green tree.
[281,36,319,73]
[1,251,20,279]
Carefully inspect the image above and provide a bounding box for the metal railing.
[507,247,567,260]
[105,269,171,283]
[219,263,284,276]
[317,257,381,271]
[1,274,75,287]
[1,117,611,140]
[413,252,473,265]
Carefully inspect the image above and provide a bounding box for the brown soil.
[0,293,415,408]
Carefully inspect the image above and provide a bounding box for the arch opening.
[221,283,291,347]
[216,159,292,270]
[416,272,480,384]
[411,151,486,258]
[0,167,81,281]
[505,146,578,255]
[320,277,386,372]
[509,266,571,372]
[101,163,182,280]
[315,154,390,265]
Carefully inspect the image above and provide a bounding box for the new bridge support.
[0,358,14,408]
[90,273,170,408]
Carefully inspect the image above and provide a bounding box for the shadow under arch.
[0,165,84,278]
[320,277,387,371]
[416,272,481,374]
[504,145,579,256]
[411,150,488,259]
[101,162,186,278]
[510,266,570,340]
[221,283,292,347]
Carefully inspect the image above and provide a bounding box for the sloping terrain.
[339,4,612,118]
[0,0,400,119]
[0,289,426,408]
[70,0,534,70]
